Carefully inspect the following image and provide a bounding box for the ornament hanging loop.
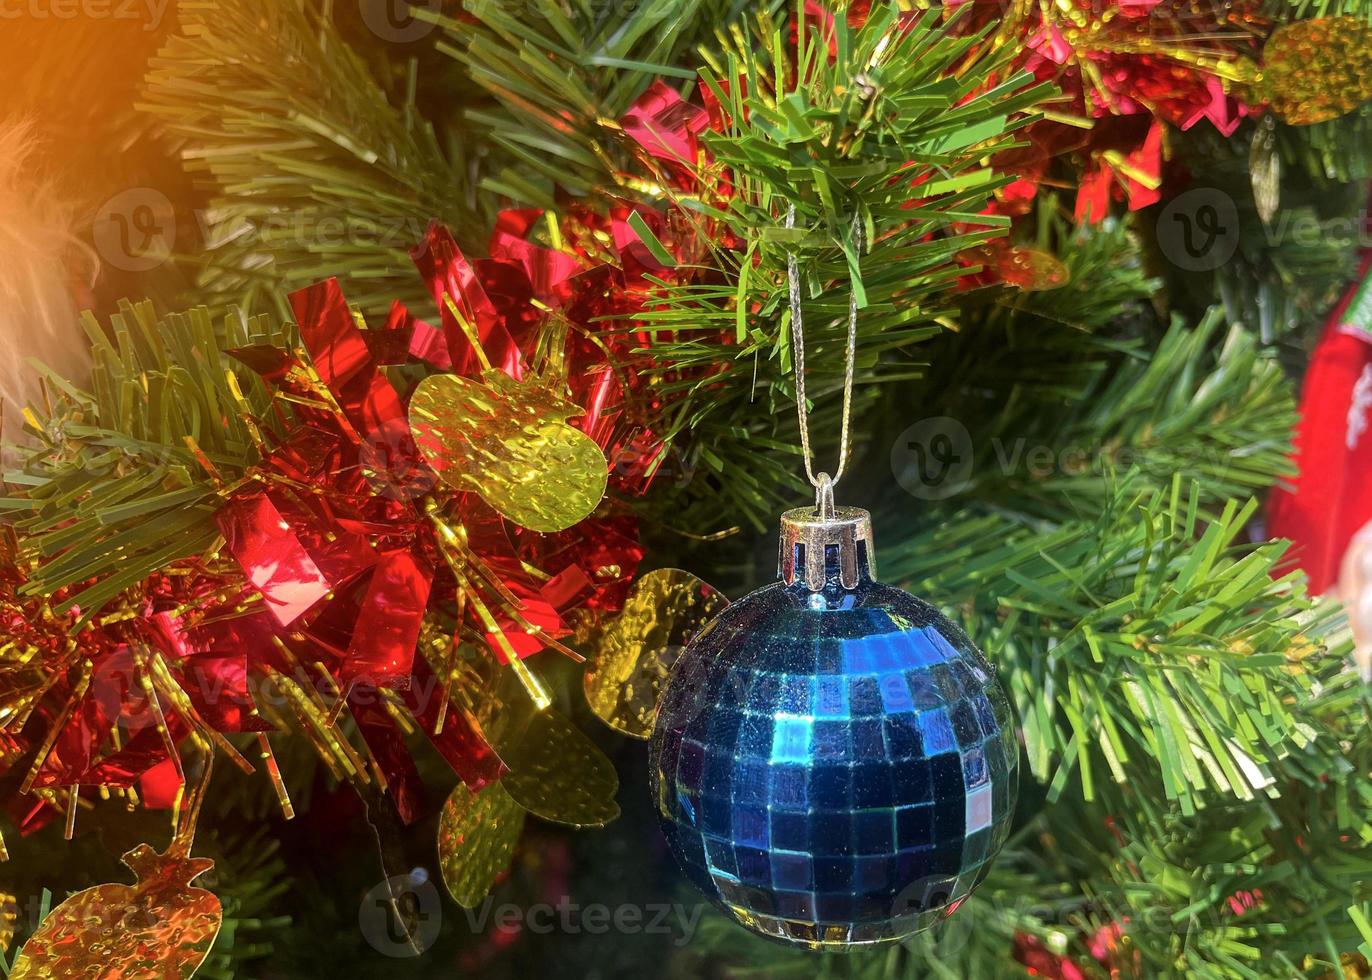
[815,472,836,519]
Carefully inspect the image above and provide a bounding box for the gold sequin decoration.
[437,782,526,907]
[9,845,221,980]
[583,569,729,739]
[409,370,608,533]
[1260,16,1372,126]
[499,709,620,827]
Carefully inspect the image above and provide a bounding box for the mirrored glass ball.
[649,508,1018,949]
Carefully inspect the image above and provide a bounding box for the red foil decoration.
[3,202,674,832]
[412,226,522,379]
[622,80,711,185]
[341,548,434,688]
[217,492,339,627]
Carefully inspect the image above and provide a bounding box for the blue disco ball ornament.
[649,503,1018,949]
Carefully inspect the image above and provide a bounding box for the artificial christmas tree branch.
[435,0,778,203]
[140,0,481,318]
[0,0,1369,976]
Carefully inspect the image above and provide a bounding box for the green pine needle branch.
[2,301,277,623]
[139,0,481,319]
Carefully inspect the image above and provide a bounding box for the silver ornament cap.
[778,474,876,592]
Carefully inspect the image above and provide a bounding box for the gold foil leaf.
[410,371,608,533]
[11,845,221,980]
[437,782,526,907]
[965,244,1070,292]
[584,568,729,739]
[499,709,620,827]
[1261,16,1372,125]
[0,893,17,953]
[1000,246,1070,291]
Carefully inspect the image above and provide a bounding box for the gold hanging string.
[784,204,862,505]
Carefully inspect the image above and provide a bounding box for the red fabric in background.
[1269,248,1372,593]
